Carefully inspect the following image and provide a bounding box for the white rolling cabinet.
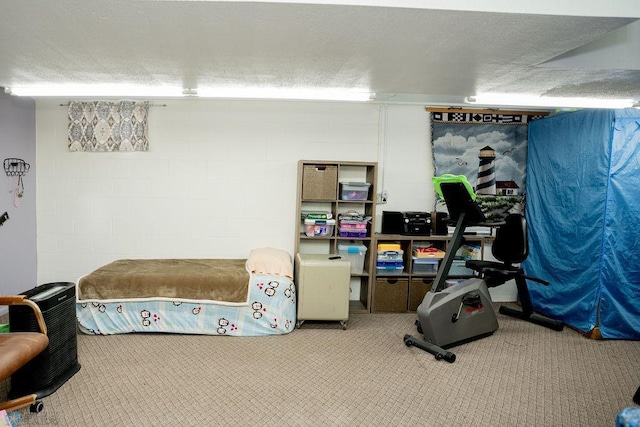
[295,254,351,329]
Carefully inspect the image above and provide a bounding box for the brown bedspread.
[78,259,250,303]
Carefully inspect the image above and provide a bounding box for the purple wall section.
[0,89,37,299]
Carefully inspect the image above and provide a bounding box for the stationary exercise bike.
[404,175,563,362]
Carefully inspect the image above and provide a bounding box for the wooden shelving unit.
[294,160,377,314]
[372,234,488,312]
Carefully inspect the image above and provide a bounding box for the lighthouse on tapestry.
[476,145,496,195]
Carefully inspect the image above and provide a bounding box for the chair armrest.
[522,274,550,286]
[0,295,29,305]
[480,266,516,278]
[0,295,47,335]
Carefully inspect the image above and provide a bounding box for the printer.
[381,211,432,236]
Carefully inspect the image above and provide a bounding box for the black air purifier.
[9,282,81,399]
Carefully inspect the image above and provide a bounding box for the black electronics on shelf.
[381,211,432,236]
[9,282,81,400]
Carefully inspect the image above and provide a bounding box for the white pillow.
[246,247,293,278]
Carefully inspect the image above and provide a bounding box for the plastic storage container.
[450,259,475,276]
[340,182,371,201]
[411,257,439,274]
[338,243,368,274]
[339,219,368,229]
[456,243,481,260]
[377,260,403,268]
[377,250,404,262]
[339,228,367,238]
[304,219,335,237]
[377,243,401,252]
[302,210,333,220]
[376,265,404,275]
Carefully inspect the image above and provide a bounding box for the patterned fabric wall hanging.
[427,107,549,219]
[68,101,150,152]
[430,109,546,125]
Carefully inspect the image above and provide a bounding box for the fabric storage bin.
[409,278,433,311]
[302,165,337,200]
[411,257,439,274]
[338,243,368,274]
[304,219,335,237]
[374,277,409,312]
[339,182,371,201]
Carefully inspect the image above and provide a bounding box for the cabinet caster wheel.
[30,400,44,413]
[340,321,347,330]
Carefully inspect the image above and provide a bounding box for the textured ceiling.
[1,1,639,105]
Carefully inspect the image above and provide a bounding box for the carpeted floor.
[3,305,639,426]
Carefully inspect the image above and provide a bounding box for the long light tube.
[6,84,184,98]
[6,84,374,102]
[466,94,634,109]
[195,87,374,102]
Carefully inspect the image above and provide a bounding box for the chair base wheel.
[30,400,44,413]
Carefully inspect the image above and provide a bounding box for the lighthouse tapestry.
[428,108,547,219]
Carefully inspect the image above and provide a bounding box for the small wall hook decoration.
[4,158,30,207]
[4,158,30,176]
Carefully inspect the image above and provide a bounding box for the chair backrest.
[440,182,486,225]
[492,213,528,265]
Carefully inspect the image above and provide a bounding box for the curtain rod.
[426,106,549,116]
[59,102,167,107]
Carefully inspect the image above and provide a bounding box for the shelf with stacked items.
[295,160,378,313]
[371,233,487,312]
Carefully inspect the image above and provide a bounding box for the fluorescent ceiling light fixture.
[466,94,634,109]
[6,84,374,101]
[6,84,184,98]
[195,87,374,102]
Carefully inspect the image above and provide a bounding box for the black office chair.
[466,213,564,331]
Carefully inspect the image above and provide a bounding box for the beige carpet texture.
[2,305,639,426]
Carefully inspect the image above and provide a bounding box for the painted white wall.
[36,100,382,282]
[35,99,516,301]
[0,92,37,299]
[374,105,435,218]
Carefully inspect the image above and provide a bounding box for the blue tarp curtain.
[524,109,640,339]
